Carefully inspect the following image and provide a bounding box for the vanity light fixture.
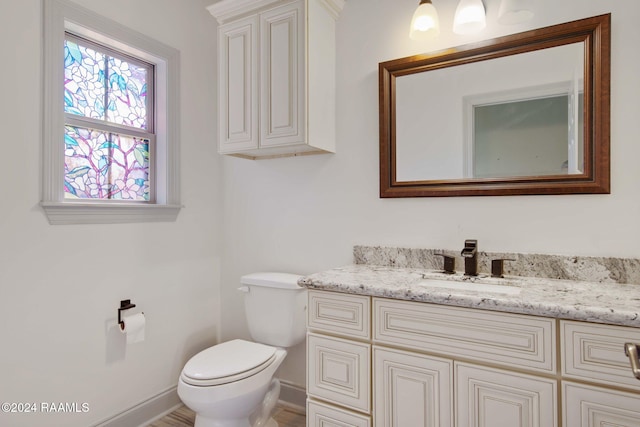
[498,0,534,24]
[453,0,486,35]
[409,0,440,40]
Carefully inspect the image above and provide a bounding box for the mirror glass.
[396,43,584,181]
[380,15,609,197]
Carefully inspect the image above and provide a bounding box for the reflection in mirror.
[380,14,610,197]
[470,89,584,179]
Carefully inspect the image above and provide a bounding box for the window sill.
[41,202,182,225]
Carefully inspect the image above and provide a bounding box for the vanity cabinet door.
[455,362,557,427]
[307,333,371,413]
[563,382,640,427]
[373,346,453,427]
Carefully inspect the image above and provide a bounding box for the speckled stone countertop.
[299,264,640,328]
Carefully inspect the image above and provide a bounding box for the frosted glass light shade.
[409,0,440,40]
[453,0,486,35]
[498,0,533,24]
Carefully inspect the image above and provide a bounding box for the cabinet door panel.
[218,16,258,152]
[455,362,557,427]
[260,1,305,146]
[307,333,370,413]
[374,347,453,427]
[563,382,640,427]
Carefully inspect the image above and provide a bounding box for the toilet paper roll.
[119,313,145,344]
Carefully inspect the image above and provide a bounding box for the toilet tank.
[240,272,307,348]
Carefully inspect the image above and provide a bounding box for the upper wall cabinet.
[208,0,345,160]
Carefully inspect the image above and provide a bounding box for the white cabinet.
[306,290,640,427]
[209,0,343,159]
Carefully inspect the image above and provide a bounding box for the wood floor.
[147,403,306,427]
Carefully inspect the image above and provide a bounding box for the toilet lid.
[181,339,277,385]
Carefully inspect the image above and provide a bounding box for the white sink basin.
[418,278,522,295]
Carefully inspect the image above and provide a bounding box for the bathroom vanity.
[302,247,640,427]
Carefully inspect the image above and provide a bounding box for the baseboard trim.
[92,385,182,427]
[278,380,306,413]
[93,380,304,426]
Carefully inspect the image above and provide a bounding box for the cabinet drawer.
[561,320,640,391]
[307,399,371,427]
[308,291,370,339]
[307,333,371,413]
[374,298,556,373]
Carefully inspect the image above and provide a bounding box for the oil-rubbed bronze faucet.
[460,239,478,276]
[491,258,515,278]
[436,254,456,274]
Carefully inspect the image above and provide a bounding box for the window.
[64,34,154,201]
[43,0,181,224]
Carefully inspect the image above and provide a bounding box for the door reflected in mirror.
[380,14,609,197]
[470,89,583,179]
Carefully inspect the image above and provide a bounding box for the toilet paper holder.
[118,299,136,330]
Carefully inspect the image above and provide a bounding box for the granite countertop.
[299,264,640,328]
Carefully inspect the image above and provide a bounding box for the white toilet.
[177,272,307,427]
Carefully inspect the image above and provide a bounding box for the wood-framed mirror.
[379,14,610,198]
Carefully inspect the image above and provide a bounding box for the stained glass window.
[63,33,153,201]
[64,126,150,200]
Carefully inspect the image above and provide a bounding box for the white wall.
[220,0,640,388]
[0,1,221,426]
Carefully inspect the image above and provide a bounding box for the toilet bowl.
[178,340,287,427]
[177,273,306,427]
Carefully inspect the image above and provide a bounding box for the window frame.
[43,0,181,224]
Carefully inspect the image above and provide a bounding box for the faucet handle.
[435,254,456,274]
[461,239,478,257]
[491,258,515,278]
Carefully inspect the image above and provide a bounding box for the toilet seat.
[180,339,277,387]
